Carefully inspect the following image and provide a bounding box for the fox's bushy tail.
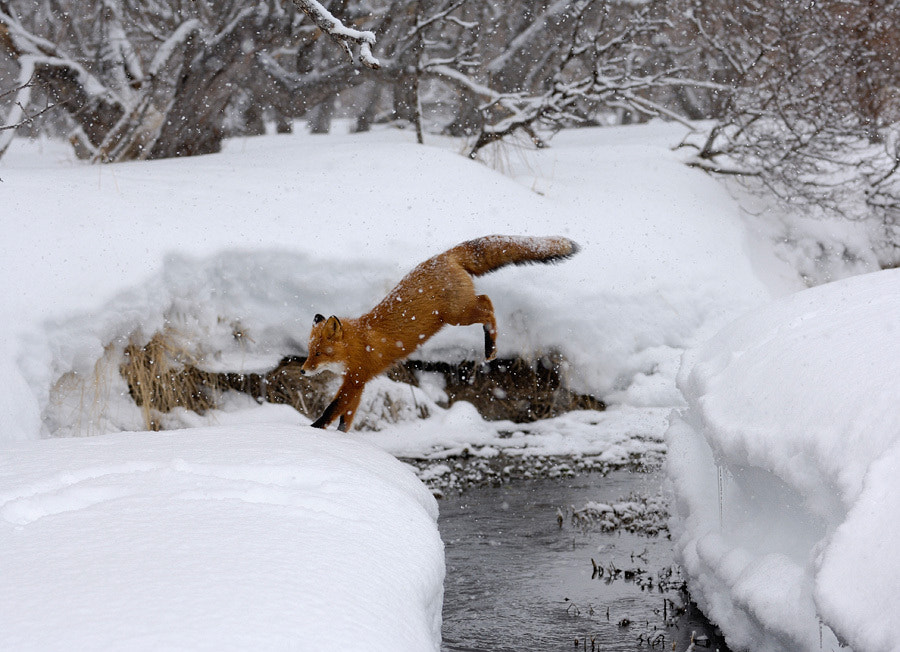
[448,235,580,277]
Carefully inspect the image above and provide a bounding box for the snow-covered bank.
[668,268,900,652]
[0,424,444,650]
[1,122,797,446]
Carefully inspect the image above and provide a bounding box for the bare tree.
[1,0,713,160]
[676,0,900,266]
[0,76,58,154]
[458,0,705,158]
[0,0,380,162]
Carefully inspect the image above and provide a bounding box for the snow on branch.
[426,64,500,104]
[148,19,202,78]
[410,0,472,36]
[289,0,379,69]
[0,6,59,58]
[486,0,573,75]
[100,0,144,87]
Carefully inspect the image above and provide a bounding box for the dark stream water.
[439,470,730,652]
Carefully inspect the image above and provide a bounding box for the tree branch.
[0,67,62,159]
[289,0,380,69]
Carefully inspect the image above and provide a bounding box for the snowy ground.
[0,425,443,650]
[668,268,900,652]
[0,121,889,649]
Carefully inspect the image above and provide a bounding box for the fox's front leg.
[336,385,364,432]
[310,379,364,432]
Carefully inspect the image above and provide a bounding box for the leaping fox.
[300,235,580,431]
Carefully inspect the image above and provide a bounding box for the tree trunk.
[148,16,260,159]
[307,95,335,134]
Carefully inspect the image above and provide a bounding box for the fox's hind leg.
[483,323,497,361]
[461,294,497,361]
[448,293,498,360]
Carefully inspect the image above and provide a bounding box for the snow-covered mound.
[0,424,444,651]
[668,268,900,652]
[1,123,794,447]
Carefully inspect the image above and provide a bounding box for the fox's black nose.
[299,368,307,376]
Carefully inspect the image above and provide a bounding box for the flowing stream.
[439,470,730,651]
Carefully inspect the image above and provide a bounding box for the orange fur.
[300,235,579,431]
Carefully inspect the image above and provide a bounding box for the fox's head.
[300,314,348,376]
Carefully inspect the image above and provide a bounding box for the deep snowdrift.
[668,268,900,652]
[0,424,444,651]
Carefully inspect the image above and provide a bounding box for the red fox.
[300,235,580,431]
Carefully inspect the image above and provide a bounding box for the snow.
[148,19,202,77]
[293,0,379,68]
[0,425,443,650]
[1,119,892,650]
[668,268,900,651]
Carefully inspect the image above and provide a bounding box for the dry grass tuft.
[49,342,121,436]
[120,330,218,431]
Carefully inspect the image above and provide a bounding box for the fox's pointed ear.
[324,315,343,339]
[313,313,326,325]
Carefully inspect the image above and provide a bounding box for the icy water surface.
[439,470,729,651]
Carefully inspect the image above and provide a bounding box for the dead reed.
[119,330,217,430]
